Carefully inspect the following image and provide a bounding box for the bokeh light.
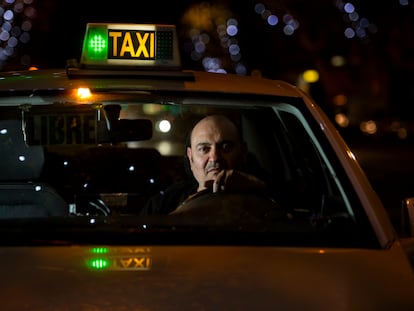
[336,1,377,40]
[254,3,300,33]
[335,113,350,128]
[0,0,35,69]
[182,2,245,75]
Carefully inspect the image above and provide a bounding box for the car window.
[0,94,377,247]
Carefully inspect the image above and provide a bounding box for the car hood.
[1,243,414,311]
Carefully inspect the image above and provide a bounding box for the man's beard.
[205,161,223,174]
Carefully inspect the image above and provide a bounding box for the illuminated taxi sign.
[80,23,181,69]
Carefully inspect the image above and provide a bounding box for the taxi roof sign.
[79,23,181,70]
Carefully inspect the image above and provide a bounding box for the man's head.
[186,115,248,191]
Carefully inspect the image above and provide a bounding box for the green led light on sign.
[86,27,108,60]
[91,247,108,254]
[90,35,106,52]
[88,258,110,270]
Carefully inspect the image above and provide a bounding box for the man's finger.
[213,170,226,193]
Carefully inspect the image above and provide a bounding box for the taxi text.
[108,30,155,60]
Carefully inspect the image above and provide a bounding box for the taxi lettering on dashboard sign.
[79,23,181,69]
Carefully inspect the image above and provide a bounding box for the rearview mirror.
[97,118,153,143]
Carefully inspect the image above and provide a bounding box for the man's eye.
[198,146,210,153]
[221,142,233,151]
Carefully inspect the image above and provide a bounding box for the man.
[141,114,267,215]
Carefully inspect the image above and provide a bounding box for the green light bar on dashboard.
[80,23,181,69]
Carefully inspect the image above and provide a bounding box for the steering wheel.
[169,190,283,224]
[74,196,111,216]
[87,198,111,216]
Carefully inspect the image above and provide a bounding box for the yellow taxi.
[1,23,414,310]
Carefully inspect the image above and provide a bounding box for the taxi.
[1,23,414,310]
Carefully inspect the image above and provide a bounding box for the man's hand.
[209,169,267,193]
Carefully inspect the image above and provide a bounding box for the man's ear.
[184,147,195,179]
[186,147,192,162]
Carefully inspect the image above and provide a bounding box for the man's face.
[187,116,247,191]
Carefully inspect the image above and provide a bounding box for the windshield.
[0,93,377,247]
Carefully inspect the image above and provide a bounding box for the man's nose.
[209,145,220,161]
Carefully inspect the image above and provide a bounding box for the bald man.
[142,115,266,215]
[186,115,250,193]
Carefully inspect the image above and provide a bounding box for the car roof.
[0,68,303,99]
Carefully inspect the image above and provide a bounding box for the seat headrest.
[0,120,44,181]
